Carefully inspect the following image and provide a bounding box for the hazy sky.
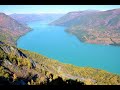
[0,5,120,14]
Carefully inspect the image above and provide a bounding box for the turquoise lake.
[17,21,120,74]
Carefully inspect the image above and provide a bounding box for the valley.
[0,7,120,85]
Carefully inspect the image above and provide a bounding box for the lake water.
[17,21,120,74]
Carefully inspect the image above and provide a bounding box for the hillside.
[51,9,120,46]
[0,41,120,85]
[0,12,120,85]
[50,10,99,26]
[0,13,31,46]
[10,13,64,24]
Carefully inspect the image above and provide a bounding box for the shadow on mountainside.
[0,76,10,85]
[0,76,85,87]
[42,76,85,87]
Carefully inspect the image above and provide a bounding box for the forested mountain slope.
[0,13,31,46]
[0,12,120,86]
[0,41,120,85]
[51,9,120,45]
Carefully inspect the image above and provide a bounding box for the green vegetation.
[108,16,120,26]
[97,25,107,31]
[0,42,120,85]
[0,12,120,85]
[0,13,31,46]
[51,9,120,46]
[97,12,111,19]
[21,48,120,85]
[0,29,30,46]
[0,66,10,79]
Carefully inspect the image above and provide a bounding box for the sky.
[0,5,120,15]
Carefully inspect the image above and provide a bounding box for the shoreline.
[16,24,120,75]
[65,29,120,47]
[15,28,33,47]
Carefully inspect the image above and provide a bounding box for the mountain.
[50,10,100,26]
[51,9,120,46]
[0,13,31,46]
[10,13,64,24]
[0,12,120,85]
[0,41,120,85]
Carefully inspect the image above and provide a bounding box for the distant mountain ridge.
[0,12,120,85]
[50,10,100,26]
[51,9,120,45]
[10,13,64,24]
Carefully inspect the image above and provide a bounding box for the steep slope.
[0,13,31,46]
[0,41,120,85]
[50,10,99,26]
[0,12,120,85]
[51,9,120,46]
[0,41,84,85]
[10,13,64,24]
